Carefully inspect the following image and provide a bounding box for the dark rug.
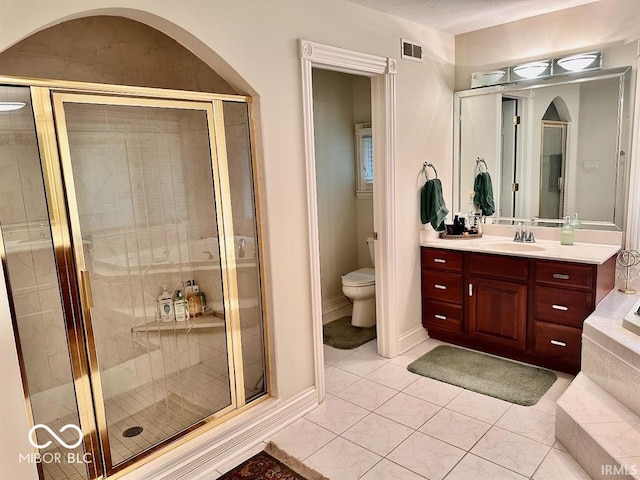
[407,345,557,406]
[218,442,328,479]
[323,316,376,349]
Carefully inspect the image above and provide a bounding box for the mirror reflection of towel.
[473,172,495,216]
[421,178,448,231]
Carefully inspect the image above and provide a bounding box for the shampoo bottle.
[561,216,574,246]
[192,281,206,312]
[158,286,174,322]
[187,279,202,317]
[174,290,189,321]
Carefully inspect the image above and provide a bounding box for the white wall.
[0,0,455,472]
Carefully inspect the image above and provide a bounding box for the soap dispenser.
[561,216,574,246]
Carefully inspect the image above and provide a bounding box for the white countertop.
[420,235,620,265]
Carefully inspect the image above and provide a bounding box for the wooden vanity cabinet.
[529,258,615,371]
[420,249,464,335]
[466,254,529,350]
[421,247,616,374]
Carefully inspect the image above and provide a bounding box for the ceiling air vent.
[401,38,423,62]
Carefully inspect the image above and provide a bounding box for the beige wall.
[455,0,640,91]
[313,69,374,305]
[0,1,454,477]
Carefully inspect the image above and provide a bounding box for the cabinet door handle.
[550,339,567,347]
[552,304,569,311]
[434,314,447,320]
[468,284,473,296]
[553,273,570,280]
[434,258,446,264]
[434,284,447,290]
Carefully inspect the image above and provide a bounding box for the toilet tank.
[366,236,375,266]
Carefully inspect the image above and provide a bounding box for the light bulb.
[0,102,26,112]
[513,61,549,79]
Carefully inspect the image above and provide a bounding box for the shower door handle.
[80,270,94,309]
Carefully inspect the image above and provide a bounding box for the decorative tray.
[439,232,483,240]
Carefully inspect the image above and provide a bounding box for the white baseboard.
[322,295,350,315]
[398,325,428,354]
[322,295,351,324]
[121,388,318,480]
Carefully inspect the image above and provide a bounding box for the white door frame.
[299,40,397,403]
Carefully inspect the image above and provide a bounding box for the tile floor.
[215,338,593,480]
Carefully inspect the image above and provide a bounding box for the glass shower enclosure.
[0,81,267,479]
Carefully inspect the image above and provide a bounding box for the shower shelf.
[131,311,225,334]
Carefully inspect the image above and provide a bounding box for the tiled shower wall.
[0,16,236,94]
[68,105,224,400]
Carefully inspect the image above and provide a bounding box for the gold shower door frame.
[30,87,251,478]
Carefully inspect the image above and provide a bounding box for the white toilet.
[341,237,376,328]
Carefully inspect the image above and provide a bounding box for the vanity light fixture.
[512,61,550,79]
[471,70,507,88]
[555,51,602,73]
[0,101,26,112]
[470,50,603,88]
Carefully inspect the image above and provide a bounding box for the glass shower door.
[50,94,239,473]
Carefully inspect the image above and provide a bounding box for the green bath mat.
[407,345,557,406]
[323,316,376,350]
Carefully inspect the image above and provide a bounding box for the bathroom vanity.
[420,238,617,374]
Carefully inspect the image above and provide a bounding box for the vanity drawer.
[422,299,463,334]
[532,320,581,364]
[421,248,463,272]
[535,260,594,291]
[422,270,463,304]
[467,252,529,282]
[534,286,593,328]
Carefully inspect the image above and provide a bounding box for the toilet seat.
[342,268,375,287]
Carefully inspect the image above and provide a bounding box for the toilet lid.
[342,268,375,287]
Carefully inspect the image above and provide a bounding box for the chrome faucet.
[513,222,536,243]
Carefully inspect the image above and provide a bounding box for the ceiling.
[348,0,603,35]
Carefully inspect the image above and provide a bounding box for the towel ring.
[422,162,438,180]
[475,157,488,173]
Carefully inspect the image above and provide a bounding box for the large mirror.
[453,66,632,229]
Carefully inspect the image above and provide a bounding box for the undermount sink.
[488,242,546,252]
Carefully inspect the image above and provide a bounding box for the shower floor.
[42,360,232,480]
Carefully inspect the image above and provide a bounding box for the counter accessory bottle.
[158,285,174,322]
[174,289,189,321]
[560,216,574,246]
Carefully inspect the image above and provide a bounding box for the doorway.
[299,40,397,402]
[312,69,375,349]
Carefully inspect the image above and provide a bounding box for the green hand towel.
[421,178,448,231]
[473,171,495,216]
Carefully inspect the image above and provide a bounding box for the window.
[355,122,373,198]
